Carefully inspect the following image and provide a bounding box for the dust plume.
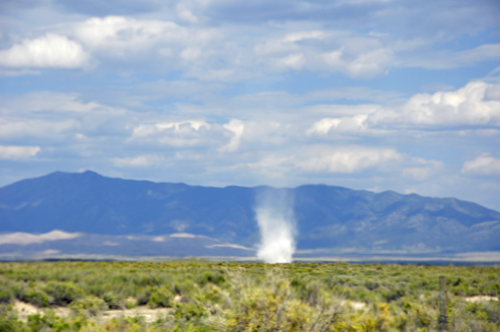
[255,188,296,263]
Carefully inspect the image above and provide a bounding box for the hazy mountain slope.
[1,171,499,254]
[294,186,500,252]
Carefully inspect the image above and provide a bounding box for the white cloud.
[0,118,78,139]
[113,154,165,167]
[395,81,500,126]
[462,154,500,175]
[180,47,202,61]
[133,120,210,137]
[277,53,306,70]
[307,114,370,135]
[403,43,500,70]
[345,48,393,77]
[243,146,403,175]
[206,243,255,251]
[402,159,444,180]
[313,81,500,131]
[255,30,327,55]
[220,119,245,152]
[455,43,500,64]
[170,233,197,238]
[0,230,81,245]
[255,30,394,78]
[132,120,213,147]
[294,146,402,173]
[71,15,218,61]
[323,47,393,78]
[74,16,184,49]
[176,4,199,24]
[0,145,41,160]
[4,92,110,113]
[0,92,129,141]
[0,34,89,68]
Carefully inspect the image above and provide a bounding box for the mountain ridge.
[1,170,499,257]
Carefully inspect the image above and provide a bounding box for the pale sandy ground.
[13,300,171,324]
[99,307,171,323]
[14,301,71,322]
[341,300,367,310]
[465,295,499,303]
[13,296,497,324]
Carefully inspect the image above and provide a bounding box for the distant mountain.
[1,171,499,258]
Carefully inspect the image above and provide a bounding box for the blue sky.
[1,0,500,211]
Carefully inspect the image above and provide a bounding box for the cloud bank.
[0,230,81,245]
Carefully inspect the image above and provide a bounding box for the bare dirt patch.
[13,301,71,322]
[341,300,367,310]
[13,301,42,322]
[13,301,172,324]
[100,307,172,323]
[465,295,498,303]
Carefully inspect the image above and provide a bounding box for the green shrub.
[102,292,121,309]
[1,260,499,331]
[174,303,204,321]
[148,287,173,308]
[137,286,153,305]
[364,280,380,290]
[69,295,107,316]
[382,288,405,302]
[45,281,84,305]
[0,289,13,304]
[0,304,27,332]
[20,288,49,307]
[125,298,137,309]
[196,271,225,287]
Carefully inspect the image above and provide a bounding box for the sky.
[0,0,499,211]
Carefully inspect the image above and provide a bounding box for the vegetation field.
[0,261,499,331]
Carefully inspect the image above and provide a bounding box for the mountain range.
[1,171,499,260]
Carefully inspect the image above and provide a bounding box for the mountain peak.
[0,171,499,254]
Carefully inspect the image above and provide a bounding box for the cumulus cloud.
[132,120,213,147]
[307,114,370,135]
[180,47,202,61]
[3,92,111,113]
[0,230,81,245]
[113,154,165,167]
[2,1,497,80]
[323,47,393,78]
[393,81,500,126]
[0,34,89,68]
[73,16,185,49]
[462,154,500,175]
[0,145,41,160]
[69,15,219,67]
[0,92,129,142]
[176,3,199,23]
[309,81,500,134]
[256,30,394,78]
[220,119,245,152]
[294,146,402,173]
[277,53,306,70]
[402,159,444,180]
[133,120,210,137]
[254,30,327,55]
[0,118,78,140]
[403,43,500,70]
[244,146,403,175]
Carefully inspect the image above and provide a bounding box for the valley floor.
[1,261,499,331]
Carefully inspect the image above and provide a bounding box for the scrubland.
[0,261,499,331]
